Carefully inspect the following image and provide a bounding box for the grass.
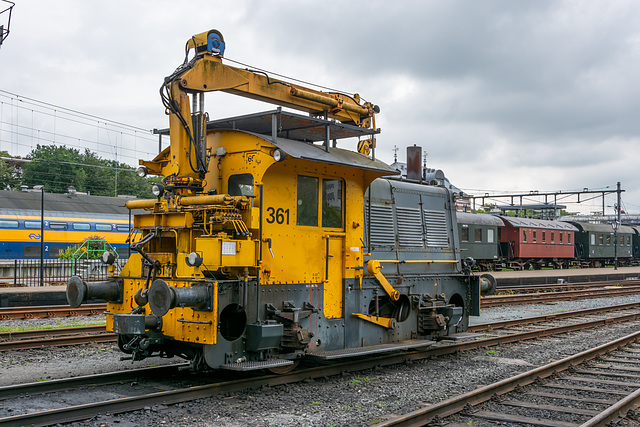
[0,320,105,333]
[348,376,380,384]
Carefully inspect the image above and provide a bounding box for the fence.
[4,259,126,287]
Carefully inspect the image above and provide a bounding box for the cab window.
[228,173,254,197]
[322,179,342,228]
[297,176,318,226]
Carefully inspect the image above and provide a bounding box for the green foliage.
[18,144,161,197]
[0,150,20,190]
[58,235,112,260]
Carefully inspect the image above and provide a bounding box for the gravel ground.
[3,294,640,426]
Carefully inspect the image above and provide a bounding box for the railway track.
[496,278,640,292]
[0,324,114,351]
[0,303,106,320]
[2,302,639,352]
[378,331,640,426]
[481,283,640,306]
[3,305,640,426]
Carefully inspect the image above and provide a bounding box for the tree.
[21,144,87,193]
[0,150,20,190]
[19,144,161,198]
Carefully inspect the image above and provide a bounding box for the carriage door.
[322,179,345,319]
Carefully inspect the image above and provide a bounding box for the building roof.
[0,190,141,216]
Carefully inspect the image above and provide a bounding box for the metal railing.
[9,259,125,287]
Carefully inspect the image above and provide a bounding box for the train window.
[474,228,482,242]
[560,233,563,243]
[487,229,494,243]
[606,235,611,245]
[322,179,342,228]
[590,234,595,245]
[522,230,527,243]
[568,234,572,244]
[24,220,42,229]
[49,246,65,258]
[0,219,19,228]
[116,247,130,259]
[96,224,113,231]
[533,231,537,243]
[598,234,604,245]
[621,236,625,245]
[116,225,130,232]
[551,232,555,243]
[461,226,469,242]
[542,232,546,243]
[23,246,41,258]
[49,222,68,230]
[72,222,91,231]
[627,236,631,245]
[228,173,254,197]
[297,175,319,226]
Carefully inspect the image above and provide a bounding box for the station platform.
[0,285,68,307]
[487,266,640,287]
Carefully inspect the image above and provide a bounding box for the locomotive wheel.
[267,359,300,375]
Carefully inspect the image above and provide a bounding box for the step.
[308,339,435,360]
[440,332,483,341]
[220,358,293,372]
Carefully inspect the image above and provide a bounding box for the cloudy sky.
[1,0,639,215]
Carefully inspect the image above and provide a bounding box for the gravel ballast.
[3,294,640,426]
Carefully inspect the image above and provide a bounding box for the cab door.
[321,178,345,319]
[324,235,344,318]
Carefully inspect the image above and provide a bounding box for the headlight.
[152,183,165,197]
[136,166,148,178]
[101,251,116,265]
[185,252,203,267]
[273,148,286,162]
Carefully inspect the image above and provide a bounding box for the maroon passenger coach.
[498,217,578,269]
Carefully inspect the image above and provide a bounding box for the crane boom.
[142,29,379,195]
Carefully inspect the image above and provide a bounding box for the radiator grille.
[396,206,424,248]
[368,205,395,246]
[423,209,449,247]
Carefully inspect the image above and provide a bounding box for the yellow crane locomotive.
[67,29,483,372]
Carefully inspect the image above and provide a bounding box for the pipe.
[289,87,369,116]
[179,194,248,206]
[126,199,157,210]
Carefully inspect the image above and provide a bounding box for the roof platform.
[154,108,382,158]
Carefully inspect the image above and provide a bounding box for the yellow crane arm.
[147,29,378,193]
[178,55,378,128]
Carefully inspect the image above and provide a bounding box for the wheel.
[267,359,300,375]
